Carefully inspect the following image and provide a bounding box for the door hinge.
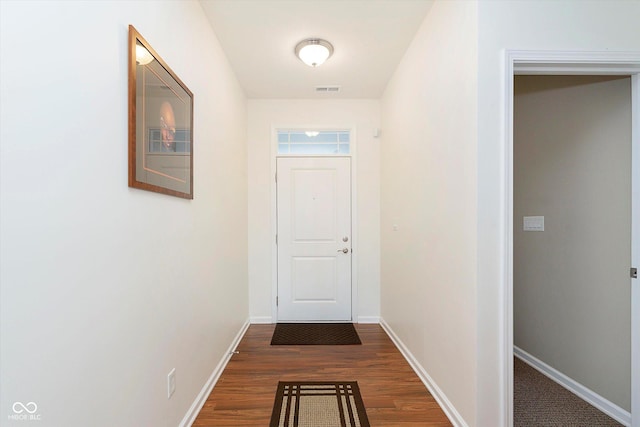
[632,267,638,279]
[276,296,279,306]
[275,172,277,183]
[276,234,278,244]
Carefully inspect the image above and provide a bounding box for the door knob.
[338,248,349,253]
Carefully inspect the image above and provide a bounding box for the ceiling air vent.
[315,85,341,93]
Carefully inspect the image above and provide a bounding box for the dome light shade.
[135,44,154,65]
[295,39,334,67]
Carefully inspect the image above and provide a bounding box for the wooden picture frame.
[128,25,193,199]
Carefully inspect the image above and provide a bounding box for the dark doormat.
[270,323,362,345]
[270,381,370,427]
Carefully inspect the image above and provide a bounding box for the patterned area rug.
[270,382,370,427]
[270,323,362,345]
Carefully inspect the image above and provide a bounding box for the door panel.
[277,157,351,321]
[292,169,337,241]
[292,257,336,300]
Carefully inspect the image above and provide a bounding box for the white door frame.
[502,51,640,427]
[270,126,359,323]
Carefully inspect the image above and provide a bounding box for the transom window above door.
[277,130,350,155]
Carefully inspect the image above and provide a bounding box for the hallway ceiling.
[199,0,434,99]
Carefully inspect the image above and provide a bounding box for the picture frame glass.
[129,26,193,199]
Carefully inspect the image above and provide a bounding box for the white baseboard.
[357,316,380,324]
[179,320,250,427]
[513,346,631,426]
[379,318,469,427]
[249,316,273,324]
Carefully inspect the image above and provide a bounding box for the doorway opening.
[513,74,632,425]
[270,127,358,323]
[503,51,640,427]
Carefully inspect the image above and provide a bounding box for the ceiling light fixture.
[295,39,334,67]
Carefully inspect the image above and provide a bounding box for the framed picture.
[128,25,193,199]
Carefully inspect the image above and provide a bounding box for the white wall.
[477,1,640,425]
[247,99,380,322]
[514,75,632,411]
[0,1,248,426]
[380,1,478,425]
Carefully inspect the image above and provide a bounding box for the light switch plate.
[523,216,544,231]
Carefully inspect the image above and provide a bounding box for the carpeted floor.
[514,357,623,426]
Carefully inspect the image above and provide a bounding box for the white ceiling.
[199,0,434,99]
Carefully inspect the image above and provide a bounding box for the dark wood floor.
[193,323,452,426]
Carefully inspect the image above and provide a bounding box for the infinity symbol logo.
[12,402,38,414]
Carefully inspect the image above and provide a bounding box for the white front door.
[276,157,352,321]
